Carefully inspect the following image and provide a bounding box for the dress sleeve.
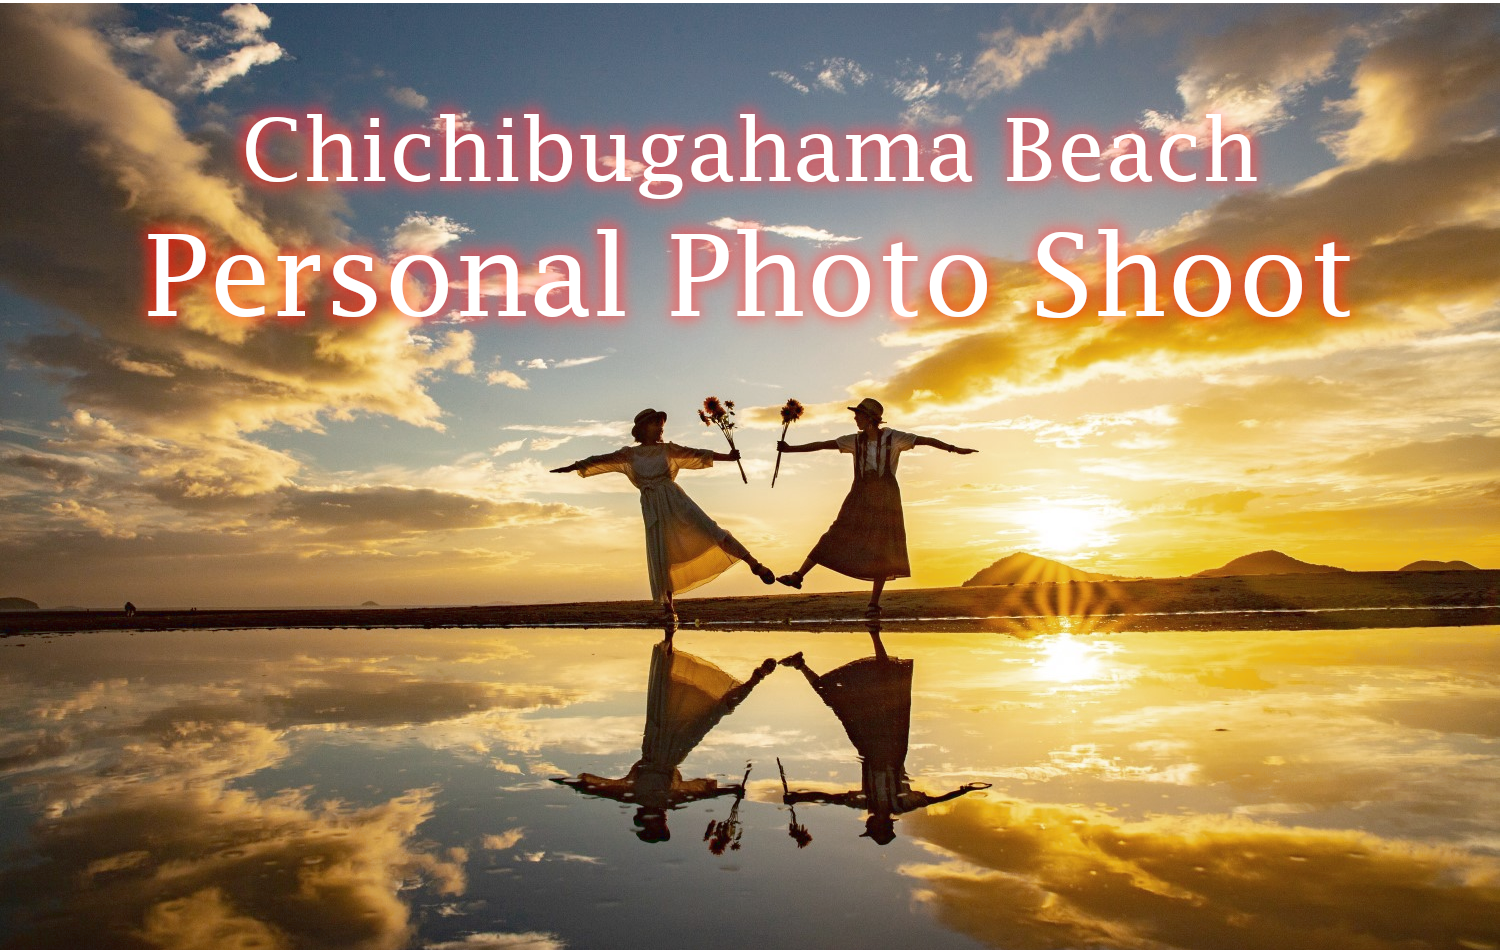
[834,433,858,454]
[666,443,715,469]
[574,447,632,477]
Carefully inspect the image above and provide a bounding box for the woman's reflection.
[554,639,776,843]
[778,646,990,845]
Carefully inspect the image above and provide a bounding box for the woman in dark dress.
[775,397,976,618]
[777,648,990,845]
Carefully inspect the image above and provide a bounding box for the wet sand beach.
[5,569,1497,636]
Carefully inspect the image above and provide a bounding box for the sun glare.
[1013,501,1126,556]
[1032,634,1111,684]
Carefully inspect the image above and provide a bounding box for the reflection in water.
[0,626,1497,949]
[554,639,774,844]
[903,796,1500,950]
[778,645,989,845]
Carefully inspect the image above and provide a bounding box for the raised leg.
[718,533,775,584]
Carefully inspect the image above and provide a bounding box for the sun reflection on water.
[1030,631,1119,684]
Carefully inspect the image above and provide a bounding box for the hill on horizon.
[0,597,39,610]
[963,552,1121,587]
[1195,550,1347,578]
[1400,559,1481,571]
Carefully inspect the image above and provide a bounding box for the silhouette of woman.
[554,639,777,842]
[778,648,989,845]
[775,397,975,619]
[552,408,775,621]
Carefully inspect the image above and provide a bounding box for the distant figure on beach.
[123,601,135,616]
[778,648,989,845]
[553,639,777,842]
[552,408,775,623]
[776,397,976,619]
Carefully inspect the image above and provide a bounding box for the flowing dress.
[556,641,762,810]
[574,443,737,602]
[807,429,916,582]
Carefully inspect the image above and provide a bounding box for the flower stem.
[772,422,790,487]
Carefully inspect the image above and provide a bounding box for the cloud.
[902,796,1500,950]
[1327,6,1500,165]
[708,217,861,245]
[190,4,286,93]
[770,57,870,95]
[501,421,627,439]
[424,934,566,950]
[43,498,136,539]
[387,85,430,110]
[430,111,476,132]
[388,212,473,257]
[861,13,1500,416]
[955,6,1112,100]
[481,828,525,850]
[486,370,530,390]
[271,486,580,539]
[1141,10,1364,140]
[599,154,646,178]
[515,355,608,371]
[770,70,810,95]
[0,6,554,586]
[0,745,463,950]
[1338,433,1500,480]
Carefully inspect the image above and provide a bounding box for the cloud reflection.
[903,796,1500,950]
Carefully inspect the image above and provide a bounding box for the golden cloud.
[902,796,1500,950]
[864,8,1500,417]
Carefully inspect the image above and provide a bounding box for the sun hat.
[847,397,884,424]
[631,408,667,442]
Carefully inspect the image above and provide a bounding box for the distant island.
[961,550,1488,587]
[1400,560,1480,571]
[1194,550,1347,578]
[963,552,1122,587]
[0,597,39,610]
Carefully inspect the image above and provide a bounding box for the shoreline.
[4,570,1498,636]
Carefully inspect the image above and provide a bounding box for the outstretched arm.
[784,789,863,808]
[913,435,977,455]
[777,439,839,453]
[550,447,630,476]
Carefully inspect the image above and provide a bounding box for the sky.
[2,3,1499,608]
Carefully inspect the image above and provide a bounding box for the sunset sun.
[1013,502,1126,558]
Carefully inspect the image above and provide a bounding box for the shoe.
[751,562,775,585]
[778,651,805,668]
[864,604,882,620]
[776,573,803,589]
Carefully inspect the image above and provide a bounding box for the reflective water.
[1,626,1497,950]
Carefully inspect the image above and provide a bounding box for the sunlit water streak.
[0,625,1497,950]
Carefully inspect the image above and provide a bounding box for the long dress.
[574,443,738,602]
[807,429,916,581]
[783,655,985,819]
[555,640,764,811]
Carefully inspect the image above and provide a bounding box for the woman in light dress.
[553,638,776,842]
[551,408,775,619]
